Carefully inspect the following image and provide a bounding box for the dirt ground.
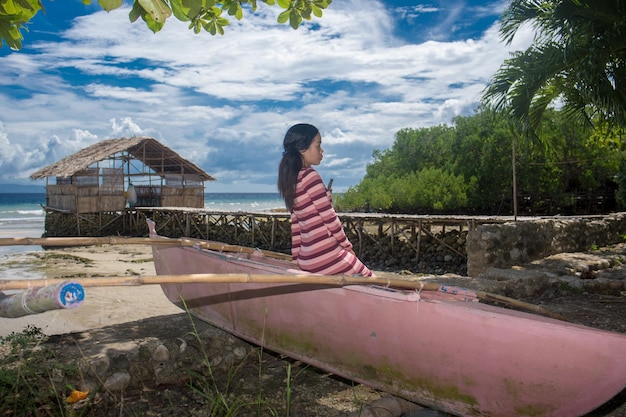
[1,243,625,416]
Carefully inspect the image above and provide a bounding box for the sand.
[0,244,183,337]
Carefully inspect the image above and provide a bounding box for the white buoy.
[127,184,138,206]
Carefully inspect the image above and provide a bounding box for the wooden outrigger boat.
[147,221,626,417]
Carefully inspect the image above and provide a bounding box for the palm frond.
[483,0,626,138]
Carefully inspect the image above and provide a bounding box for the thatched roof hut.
[31,136,214,181]
[31,137,215,213]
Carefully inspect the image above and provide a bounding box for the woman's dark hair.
[277,123,319,211]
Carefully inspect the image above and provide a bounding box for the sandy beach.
[0,244,183,337]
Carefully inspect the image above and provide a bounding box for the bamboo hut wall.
[77,186,100,196]
[101,167,124,195]
[75,168,99,185]
[161,186,204,208]
[77,198,96,213]
[99,196,126,211]
[135,186,161,207]
[98,170,126,211]
[76,186,101,213]
[183,190,203,208]
[46,185,76,211]
[47,182,127,213]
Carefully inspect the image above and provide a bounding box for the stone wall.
[466,212,626,276]
[354,229,467,275]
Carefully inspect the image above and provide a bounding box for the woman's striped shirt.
[291,168,373,277]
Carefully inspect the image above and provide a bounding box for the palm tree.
[483,0,626,139]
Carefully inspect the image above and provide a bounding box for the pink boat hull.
[149,226,626,416]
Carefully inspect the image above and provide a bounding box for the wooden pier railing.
[41,207,519,275]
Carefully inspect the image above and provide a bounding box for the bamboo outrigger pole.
[0,273,569,322]
[0,273,442,291]
[0,236,178,247]
[0,237,292,261]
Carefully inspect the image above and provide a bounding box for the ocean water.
[0,193,46,248]
[203,192,284,213]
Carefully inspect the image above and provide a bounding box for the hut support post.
[416,221,422,260]
[250,215,256,246]
[357,219,363,255]
[390,220,395,255]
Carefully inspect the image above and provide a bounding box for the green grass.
[1,319,279,416]
[0,325,83,417]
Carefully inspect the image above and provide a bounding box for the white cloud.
[107,117,145,138]
[0,0,534,192]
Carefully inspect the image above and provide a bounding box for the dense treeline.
[336,109,625,215]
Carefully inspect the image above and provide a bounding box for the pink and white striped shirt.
[291,168,373,277]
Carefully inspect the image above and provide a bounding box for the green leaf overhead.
[0,0,333,50]
[138,0,172,23]
[0,0,42,50]
[98,0,123,12]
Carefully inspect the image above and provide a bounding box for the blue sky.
[0,0,532,192]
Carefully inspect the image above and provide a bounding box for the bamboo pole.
[0,273,568,322]
[0,236,179,247]
[0,237,292,260]
[0,273,439,291]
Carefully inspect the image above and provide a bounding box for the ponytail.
[277,123,319,211]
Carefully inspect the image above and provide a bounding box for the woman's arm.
[290,211,302,261]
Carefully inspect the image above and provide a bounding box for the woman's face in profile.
[300,133,323,168]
